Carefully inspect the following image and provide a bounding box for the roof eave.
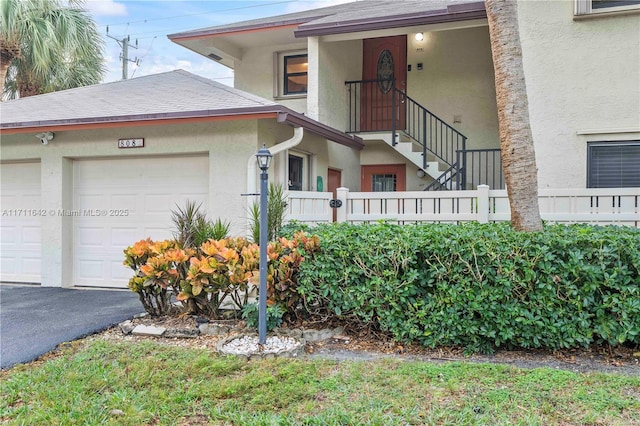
[168,19,314,41]
[1,106,364,151]
[294,3,487,37]
[277,110,364,150]
[0,107,281,134]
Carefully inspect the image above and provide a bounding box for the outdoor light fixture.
[256,145,273,171]
[255,144,272,345]
[35,131,54,145]
[414,32,424,42]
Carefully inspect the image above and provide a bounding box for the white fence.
[285,186,640,228]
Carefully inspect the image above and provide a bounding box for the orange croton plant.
[123,232,319,318]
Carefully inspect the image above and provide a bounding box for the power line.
[130,36,157,79]
[103,0,296,28]
[106,28,139,80]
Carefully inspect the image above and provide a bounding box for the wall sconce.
[414,32,424,42]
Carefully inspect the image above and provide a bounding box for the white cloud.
[84,0,127,17]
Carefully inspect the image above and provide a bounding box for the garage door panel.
[1,226,17,245]
[76,259,104,279]
[144,194,176,213]
[111,227,138,246]
[22,227,41,245]
[1,257,16,274]
[77,227,105,247]
[111,194,137,207]
[76,194,106,210]
[0,162,42,283]
[74,156,208,288]
[22,258,41,275]
[142,227,173,240]
[112,261,131,280]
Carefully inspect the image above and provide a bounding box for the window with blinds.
[587,141,640,188]
[575,0,640,15]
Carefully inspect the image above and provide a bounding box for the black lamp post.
[255,144,272,345]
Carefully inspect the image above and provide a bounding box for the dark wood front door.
[361,35,407,132]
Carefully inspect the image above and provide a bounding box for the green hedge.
[284,222,640,353]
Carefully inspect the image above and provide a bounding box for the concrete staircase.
[358,132,452,185]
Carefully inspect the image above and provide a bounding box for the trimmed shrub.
[288,222,640,353]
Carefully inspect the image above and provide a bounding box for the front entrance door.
[361,164,406,192]
[328,168,342,222]
[361,35,407,131]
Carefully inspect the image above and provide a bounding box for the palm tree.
[1,0,104,99]
[485,0,542,232]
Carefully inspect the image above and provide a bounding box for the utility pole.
[106,27,139,80]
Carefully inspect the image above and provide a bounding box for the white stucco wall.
[407,26,499,150]
[234,43,308,114]
[311,38,362,129]
[327,143,362,191]
[517,0,640,188]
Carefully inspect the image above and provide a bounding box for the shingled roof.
[0,70,363,149]
[0,70,278,128]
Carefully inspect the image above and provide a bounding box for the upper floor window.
[275,51,307,97]
[283,54,308,95]
[575,0,640,16]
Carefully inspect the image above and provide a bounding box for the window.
[587,141,640,187]
[575,0,640,15]
[276,52,308,97]
[371,174,397,192]
[288,154,304,190]
[288,152,311,190]
[283,54,308,95]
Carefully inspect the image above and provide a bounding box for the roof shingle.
[0,70,278,129]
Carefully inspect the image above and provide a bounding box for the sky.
[85,0,354,85]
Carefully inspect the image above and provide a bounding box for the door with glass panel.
[361,164,406,191]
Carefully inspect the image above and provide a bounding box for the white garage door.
[73,155,209,288]
[0,162,42,283]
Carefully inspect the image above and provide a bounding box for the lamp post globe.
[256,145,272,171]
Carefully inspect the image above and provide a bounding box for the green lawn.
[1,339,638,425]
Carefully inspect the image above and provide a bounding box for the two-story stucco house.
[169,0,639,192]
[1,0,638,288]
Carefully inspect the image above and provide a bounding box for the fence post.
[336,187,348,223]
[477,184,490,224]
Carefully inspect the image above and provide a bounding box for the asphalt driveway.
[1,284,142,369]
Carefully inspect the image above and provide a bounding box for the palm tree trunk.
[485,0,542,232]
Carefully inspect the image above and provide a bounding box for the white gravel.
[221,335,302,356]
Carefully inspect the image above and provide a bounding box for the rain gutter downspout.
[246,126,304,195]
[246,126,304,230]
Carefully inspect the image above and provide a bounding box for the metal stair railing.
[392,88,467,172]
[423,163,460,191]
[345,79,467,172]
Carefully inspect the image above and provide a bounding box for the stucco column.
[40,154,73,287]
[307,36,320,121]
